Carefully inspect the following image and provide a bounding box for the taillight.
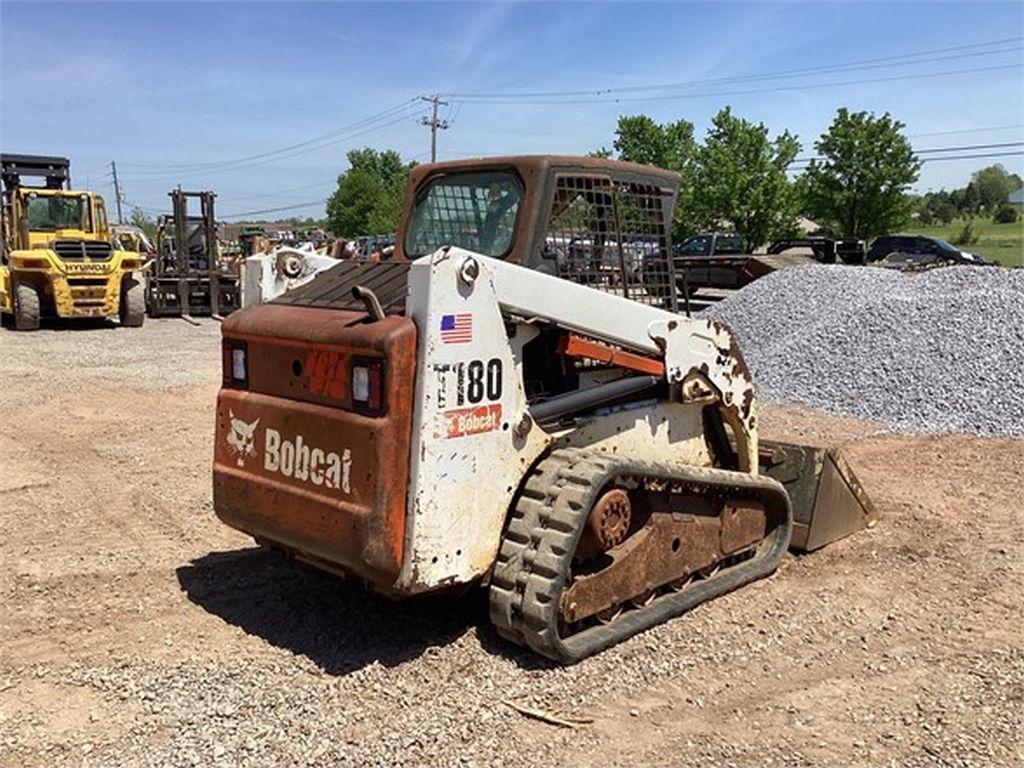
[222,339,248,389]
[351,356,385,414]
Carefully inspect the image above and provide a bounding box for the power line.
[786,149,1024,174]
[448,63,1021,107]
[910,141,1024,154]
[209,179,337,203]
[444,36,1022,100]
[116,110,427,183]
[916,150,1024,163]
[117,100,418,173]
[218,199,328,220]
[82,163,114,178]
[116,110,424,180]
[788,140,1024,167]
[908,124,1024,138]
[122,200,164,216]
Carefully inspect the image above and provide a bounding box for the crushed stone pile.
[704,264,1024,437]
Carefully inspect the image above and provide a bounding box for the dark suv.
[867,235,984,266]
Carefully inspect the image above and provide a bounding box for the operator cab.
[395,156,680,305]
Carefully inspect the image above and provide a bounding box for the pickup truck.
[670,232,783,295]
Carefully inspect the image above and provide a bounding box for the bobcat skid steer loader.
[212,157,875,663]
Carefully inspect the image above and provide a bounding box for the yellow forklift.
[0,154,144,330]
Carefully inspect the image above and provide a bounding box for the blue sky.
[2,1,1021,221]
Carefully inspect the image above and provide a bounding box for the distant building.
[1009,187,1024,205]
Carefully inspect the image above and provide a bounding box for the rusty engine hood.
[216,261,419,589]
[269,260,411,315]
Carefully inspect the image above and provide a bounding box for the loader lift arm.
[410,247,760,470]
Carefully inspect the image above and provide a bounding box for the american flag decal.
[440,313,473,344]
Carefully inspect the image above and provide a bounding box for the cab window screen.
[405,172,522,258]
[25,195,90,232]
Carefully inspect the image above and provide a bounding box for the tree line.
[914,164,1021,226]
[596,107,922,249]
[325,107,1020,247]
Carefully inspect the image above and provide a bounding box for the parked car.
[673,231,745,257]
[867,235,985,266]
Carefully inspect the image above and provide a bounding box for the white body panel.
[398,249,550,591]
[397,248,757,593]
[241,245,341,307]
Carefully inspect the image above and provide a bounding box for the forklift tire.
[119,275,145,328]
[13,282,40,331]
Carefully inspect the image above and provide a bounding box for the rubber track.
[489,447,793,664]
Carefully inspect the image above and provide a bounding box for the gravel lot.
[2,316,1022,767]
[707,264,1024,437]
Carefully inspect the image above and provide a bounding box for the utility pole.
[420,95,449,163]
[110,160,124,224]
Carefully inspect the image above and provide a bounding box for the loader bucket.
[758,440,877,551]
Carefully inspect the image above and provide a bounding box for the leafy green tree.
[604,115,699,238]
[972,164,1022,213]
[799,109,921,240]
[129,207,157,239]
[692,107,801,249]
[953,182,982,217]
[919,190,956,226]
[326,148,413,237]
[613,115,696,171]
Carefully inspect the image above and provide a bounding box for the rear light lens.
[233,349,246,380]
[352,366,370,402]
[222,339,248,388]
[351,356,385,414]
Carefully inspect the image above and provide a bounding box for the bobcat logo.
[226,411,260,467]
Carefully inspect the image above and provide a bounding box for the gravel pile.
[705,264,1024,437]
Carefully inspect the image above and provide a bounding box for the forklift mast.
[1,155,74,258]
[0,154,72,193]
[148,188,239,320]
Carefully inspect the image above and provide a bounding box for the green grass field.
[914,218,1024,268]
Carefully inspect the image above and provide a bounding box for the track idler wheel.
[577,488,632,559]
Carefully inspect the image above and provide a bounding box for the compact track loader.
[213,157,875,663]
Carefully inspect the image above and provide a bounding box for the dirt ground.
[1,319,1022,767]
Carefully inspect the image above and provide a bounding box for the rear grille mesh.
[53,239,113,262]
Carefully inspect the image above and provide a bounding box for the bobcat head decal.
[226,410,260,467]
